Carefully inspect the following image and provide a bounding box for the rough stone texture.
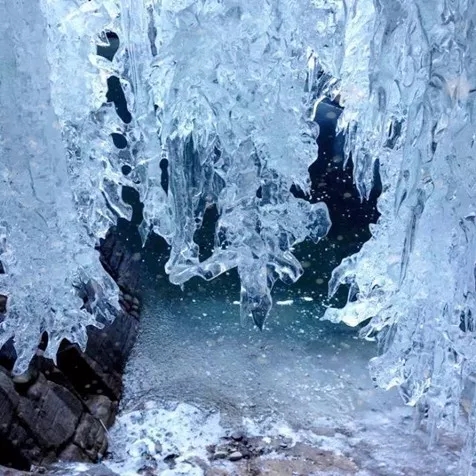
[17,375,82,450]
[73,413,108,461]
[0,223,142,471]
[85,395,117,429]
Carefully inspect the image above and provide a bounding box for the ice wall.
[319,0,476,462]
[0,0,331,372]
[0,0,121,373]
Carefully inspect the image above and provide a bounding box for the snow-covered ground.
[100,279,462,475]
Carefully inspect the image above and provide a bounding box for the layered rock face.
[0,224,141,471]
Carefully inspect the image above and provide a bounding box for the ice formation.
[0,0,121,373]
[1,0,331,374]
[1,0,476,465]
[319,0,476,462]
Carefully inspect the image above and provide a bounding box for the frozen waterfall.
[1,0,476,468]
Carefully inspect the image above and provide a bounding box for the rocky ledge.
[0,223,142,472]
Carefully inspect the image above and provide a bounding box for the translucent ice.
[320,0,476,463]
[2,1,476,465]
[0,0,121,373]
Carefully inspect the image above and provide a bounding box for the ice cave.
[0,0,475,474]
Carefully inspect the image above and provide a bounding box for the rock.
[130,310,140,320]
[163,453,179,469]
[0,338,17,372]
[228,451,243,462]
[86,395,117,428]
[186,456,208,471]
[17,375,82,450]
[205,469,229,476]
[122,293,133,304]
[58,443,90,463]
[0,294,7,313]
[230,430,244,441]
[73,413,108,461]
[212,451,228,460]
[206,444,216,454]
[0,465,30,475]
[154,440,163,454]
[78,464,120,475]
[12,365,38,390]
[0,370,19,434]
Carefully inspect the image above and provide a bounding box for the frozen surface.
[123,289,381,425]
[1,0,331,371]
[118,0,332,328]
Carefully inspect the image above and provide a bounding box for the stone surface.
[228,451,243,462]
[0,466,31,475]
[17,375,82,450]
[0,223,142,471]
[203,431,360,476]
[85,395,117,428]
[73,414,108,461]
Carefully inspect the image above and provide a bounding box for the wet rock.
[0,370,19,433]
[12,365,39,391]
[230,430,244,441]
[0,294,7,313]
[130,310,140,320]
[0,338,17,372]
[186,456,209,471]
[58,443,90,463]
[154,440,163,454]
[17,375,82,449]
[163,453,180,469]
[228,451,243,462]
[205,469,229,476]
[86,395,117,428]
[73,413,108,461]
[212,450,228,460]
[122,293,133,304]
[0,465,31,475]
[283,442,359,473]
[137,456,158,475]
[78,464,120,476]
[206,444,216,454]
